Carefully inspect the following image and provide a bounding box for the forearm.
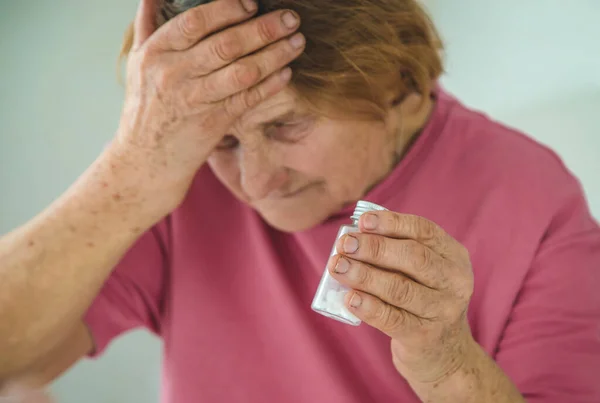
[0,144,177,377]
[408,339,526,403]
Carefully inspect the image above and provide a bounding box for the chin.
[255,201,334,232]
[258,210,325,232]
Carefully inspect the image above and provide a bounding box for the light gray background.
[0,1,598,402]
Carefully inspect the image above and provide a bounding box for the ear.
[385,91,424,124]
[397,92,426,114]
[382,90,406,141]
[390,93,406,108]
[385,91,430,154]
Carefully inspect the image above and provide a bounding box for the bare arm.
[0,147,174,381]
[407,339,526,403]
[0,0,303,386]
[1,323,94,392]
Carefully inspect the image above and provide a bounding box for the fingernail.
[362,213,378,230]
[343,235,359,254]
[349,293,362,308]
[289,33,305,49]
[282,11,299,29]
[240,0,257,13]
[334,257,350,274]
[280,67,292,81]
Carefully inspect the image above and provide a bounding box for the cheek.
[282,126,374,192]
[310,123,393,195]
[278,146,328,176]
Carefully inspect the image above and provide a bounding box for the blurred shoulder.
[436,88,584,210]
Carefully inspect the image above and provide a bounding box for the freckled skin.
[0,0,303,387]
[0,2,528,401]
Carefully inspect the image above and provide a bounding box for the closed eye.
[267,119,313,143]
[215,135,239,150]
[214,116,315,151]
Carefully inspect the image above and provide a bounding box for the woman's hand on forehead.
[111,0,305,206]
[158,0,219,24]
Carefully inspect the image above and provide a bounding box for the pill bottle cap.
[350,200,388,222]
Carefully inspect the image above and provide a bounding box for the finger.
[344,291,420,339]
[359,212,466,261]
[187,10,301,75]
[336,234,447,289]
[327,255,441,319]
[133,0,158,50]
[212,67,293,122]
[152,0,258,51]
[197,33,305,102]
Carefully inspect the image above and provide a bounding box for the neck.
[393,92,435,164]
[360,93,436,198]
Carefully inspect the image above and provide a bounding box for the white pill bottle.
[311,200,388,326]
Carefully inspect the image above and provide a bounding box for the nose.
[239,145,288,201]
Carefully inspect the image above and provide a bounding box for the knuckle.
[377,304,403,333]
[389,276,413,306]
[256,18,279,43]
[417,217,437,241]
[389,213,405,234]
[197,74,215,97]
[240,87,263,110]
[397,240,413,266]
[232,62,261,89]
[178,10,206,39]
[355,263,373,289]
[213,33,244,62]
[196,76,218,102]
[414,243,432,272]
[222,96,238,118]
[225,87,262,118]
[367,235,386,261]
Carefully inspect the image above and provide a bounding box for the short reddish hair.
[120,0,444,119]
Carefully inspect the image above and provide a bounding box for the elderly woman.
[0,0,599,402]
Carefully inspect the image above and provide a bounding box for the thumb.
[132,0,157,50]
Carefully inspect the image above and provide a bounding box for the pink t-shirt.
[85,88,600,402]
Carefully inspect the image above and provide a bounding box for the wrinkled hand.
[113,0,304,200]
[328,211,475,384]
